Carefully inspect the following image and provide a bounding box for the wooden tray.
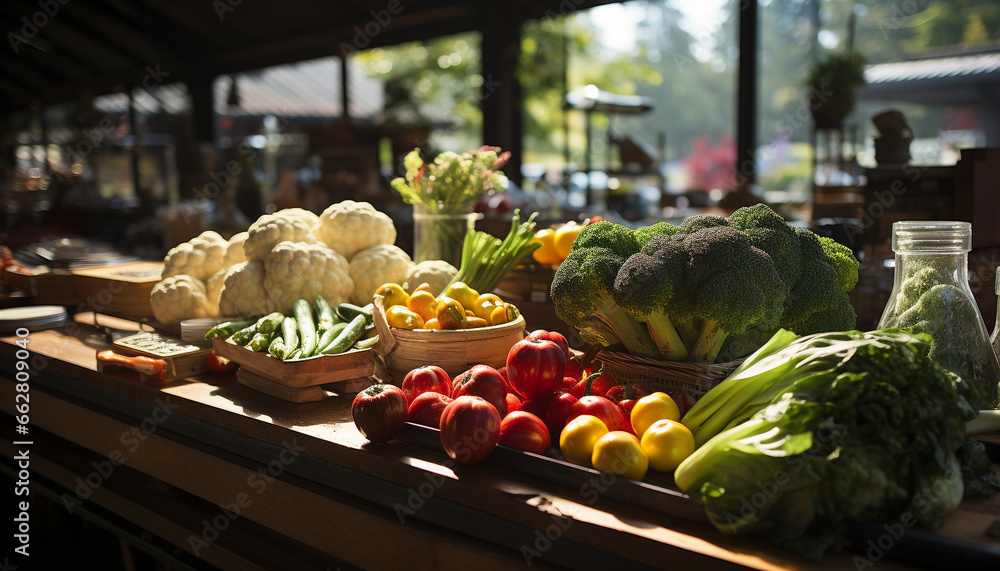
[213,337,374,388]
[236,368,370,403]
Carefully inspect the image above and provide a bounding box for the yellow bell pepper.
[553,221,582,260]
[443,282,480,311]
[531,228,562,266]
[436,297,466,330]
[406,290,438,322]
[375,283,409,308]
[471,293,504,321]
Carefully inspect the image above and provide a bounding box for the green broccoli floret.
[893,264,949,317]
[551,221,660,358]
[676,214,729,235]
[892,284,1000,410]
[681,226,785,363]
[613,233,691,360]
[817,235,859,293]
[634,221,677,247]
[728,204,803,296]
[779,228,857,335]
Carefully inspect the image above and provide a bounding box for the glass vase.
[878,221,1000,409]
[412,203,481,268]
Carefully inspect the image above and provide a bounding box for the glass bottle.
[878,221,1000,410]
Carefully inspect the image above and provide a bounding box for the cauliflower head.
[275,207,320,230]
[314,200,396,261]
[224,231,248,267]
[205,268,227,310]
[150,275,215,326]
[348,244,413,305]
[219,261,269,317]
[263,241,354,314]
[403,259,458,296]
[161,231,228,282]
[244,213,318,261]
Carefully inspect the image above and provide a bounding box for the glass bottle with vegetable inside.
[878,221,1000,410]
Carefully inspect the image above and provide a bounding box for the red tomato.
[498,411,551,454]
[669,391,697,418]
[568,395,624,431]
[407,392,453,428]
[545,392,579,434]
[205,351,236,374]
[505,392,523,415]
[352,383,408,443]
[553,376,577,393]
[439,396,501,463]
[520,391,556,420]
[620,415,637,435]
[569,378,586,399]
[588,371,617,397]
[497,366,512,392]
[526,329,569,360]
[619,399,638,416]
[453,364,508,417]
[564,357,584,381]
[506,337,566,401]
[631,382,653,399]
[401,366,452,405]
[604,384,626,403]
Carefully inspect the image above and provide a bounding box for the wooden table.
[2,313,998,570]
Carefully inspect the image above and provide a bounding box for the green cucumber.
[315,295,339,332]
[336,303,373,326]
[316,322,350,354]
[293,299,317,357]
[320,315,367,355]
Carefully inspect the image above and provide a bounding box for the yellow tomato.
[385,306,424,330]
[436,297,466,330]
[423,318,440,330]
[490,302,520,325]
[531,228,562,266]
[375,283,409,308]
[553,221,582,260]
[559,415,609,466]
[471,293,504,320]
[443,282,480,311]
[406,290,438,322]
[591,431,648,480]
[640,419,695,472]
[630,392,681,437]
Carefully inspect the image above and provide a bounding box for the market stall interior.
[2,1,1000,569]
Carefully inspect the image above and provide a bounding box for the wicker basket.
[593,349,743,400]
[373,295,526,384]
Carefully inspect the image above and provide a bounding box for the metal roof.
[860,47,1000,105]
[1,0,620,112]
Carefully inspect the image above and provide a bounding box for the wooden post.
[479,9,523,187]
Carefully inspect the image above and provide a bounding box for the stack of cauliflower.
[150,202,453,327]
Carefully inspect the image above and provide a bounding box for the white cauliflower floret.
[205,268,227,310]
[348,244,413,306]
[243,213,317,261]
[219,261,269,317]
[275,207,320,230]
[403,260,458,296]
[263,241,354,314]
[150,275,215,326]
[224,231,248,267]
[161,231,228,282]
[314,200,396,261]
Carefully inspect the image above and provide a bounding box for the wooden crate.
[72,262,163,319]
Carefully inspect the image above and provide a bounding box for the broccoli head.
[892,283,1000,410]
[676,214,729,235]
[728,204,803,296]
[892,264,949,318]
[551,221,660,358]
[817,235,859,293]
[681,226,785,363]
[780,228,857,336]
[614,233,692,360]
[634,221,678,247]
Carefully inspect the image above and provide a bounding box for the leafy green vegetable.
[675,329,992,558]
[447,209,541,295]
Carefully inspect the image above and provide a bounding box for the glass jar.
[412,203,481,268]
[878,221,1000,410]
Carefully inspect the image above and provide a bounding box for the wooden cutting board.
[72,261,163,319]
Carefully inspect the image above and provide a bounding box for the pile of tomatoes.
[351,328,698,479]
